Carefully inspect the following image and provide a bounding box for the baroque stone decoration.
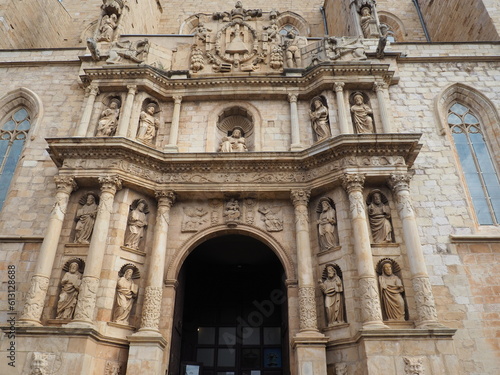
[358,277,384,323]
[298,286,317,331]
[376,258,407,321]
[112,264,140,325]
[96,0,125,43]
[106,38,150,64]
[325,37,367,61]
[124,199,149,250]
[73,192,99,244]
[367,190,394,244]
[56,258,85,320]
[412,277,439,325]
[96,97,121,136]
[403,357,425,375]
[140,286,163,330]
[258,205,283,232]
[316,197,339,251]
[319,264,345,326]
[309,96,331,141]
[20,275,49,322]
[350,92,374,134]
[223,198,241,225]
[181,206,209,232]
[137,102,160,145]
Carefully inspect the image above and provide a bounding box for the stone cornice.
[47,134,421,197]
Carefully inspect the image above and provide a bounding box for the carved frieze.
[258,205,283,232]
[182,206,209,232]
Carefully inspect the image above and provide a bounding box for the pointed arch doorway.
[170,234,290,375]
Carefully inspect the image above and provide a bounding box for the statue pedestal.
[126,333,167,374]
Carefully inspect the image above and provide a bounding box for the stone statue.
[124,199,149,250]
[106,39,149,64]
[377,259,406,321]
[258,206,283,232]
[326,37,367,61]
[190,45,205,72]
[223,198,241,222]
[56,260,83,319]
[283,29,304,68]
[137,103,160,144]
[219,127,248,152]
[269,44,284,70]
[360,6,373,38]
[74,193,99,244]
[350,92,374,134]
[367,190,393,243]
[112,266,139,325]
[193,22,211,43]
[96,99,120,136]
[316,197,338,251]
[319,264,345,325]
[309,96,331,141]
[97,14,118,42]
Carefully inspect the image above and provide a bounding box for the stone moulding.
[47,134,421,196]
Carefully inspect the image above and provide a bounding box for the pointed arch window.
[0,108,31,210]
[448,103,500,225]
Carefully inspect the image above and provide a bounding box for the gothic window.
[448,103,500,225]
[0,108,31,210]
[279,24,299,37]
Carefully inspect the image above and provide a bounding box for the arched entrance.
[169,234,289,375]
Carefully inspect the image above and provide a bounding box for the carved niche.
[112,264,140,326]
[376,258,408,322]
[137,100,160,145]
[96,0,125,43]
[124,199,149,250]
[217,106,254,152]
[366,189,394,243]
[318,264,346,326]
[350,92,374,134]
[96,96,121,137]
[55,258,85,320]
[73,192,99,244]
[223,198,241,226]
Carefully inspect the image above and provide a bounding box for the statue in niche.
[283,29,304,68]
[190,45,205,72]
[97,14,118,42]
[74,193,99,244]
[56,259,84,320]
[124,199,149,250]
[367,190,393,243]
[326,37,367,61]
[112,265,139,325]
[137,103,160,145]
[316,197,338,251]
[319,264,345,325]
[106,39,149,64]
[223,198,241,222]
[269,44,284,70]
[219,127,248,152]
[258,206,283,232]
[309,96,331,141]
[377,258,406,321]
[96,98,120,136]
[360,6,374,38]
[350,92,374,134]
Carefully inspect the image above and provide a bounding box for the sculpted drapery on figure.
[309,96,331,141]
[350,92,374,133]
[124,199,149,250]
[74,192,99,244]
[56,259,84,319]
[377,258,406,321]
[112,265,140,325]
[319,264,345,325]
[137,103,160,144]
[97,14,118,42]
[96,98,120,136]
[316,197,338,251]
[219,127,248,152]
[367,190,393,243]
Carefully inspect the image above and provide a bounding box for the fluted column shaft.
[166,96,182,152]
[288,93,302,151]
[139,190,176,334]
[342,174,386,328]
[19,176,77,325]
[373,82,392,133]
[334,82,350,134]
[291,189,318,332]
[71,175,122,325]
[389,174,440,327]
[75,85,99,136]
[116,85,137,137]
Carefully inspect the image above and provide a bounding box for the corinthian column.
[288,93,303,151]
[334,82,350,134]
[19,176,77,325]
[165,96,182,152]
[388,174,441,328]
[138,190,176,334]
[373,82,392,133]
[75,85,99,136]
[342,174,387,329]
[69,175,122,326]
[116,85,137,137]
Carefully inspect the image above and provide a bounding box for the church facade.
[0,1,499,374]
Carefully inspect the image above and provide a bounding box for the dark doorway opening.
[170,235,289,375]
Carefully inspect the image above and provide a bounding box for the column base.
[415,320,446,329]
[164,144,179,153]
[291,143,304,151]
[63,320,96,329]
[362,320,390,329]
[126,334,167,374]
[16,319,42,327]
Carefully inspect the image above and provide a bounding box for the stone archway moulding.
[166,224,296,281]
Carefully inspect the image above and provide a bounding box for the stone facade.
[0,1,499,375]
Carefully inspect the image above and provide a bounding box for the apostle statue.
[74,193,99,244]
[316,197,338,251]
[112,265,139,325]
[377,259,406,321]
[137,103,160,144]
[96,99,120,136]
[350,92,374,133]
[124,199,149,250]
[367,190,393,243]
[219,127,248,152]
[56,260,83,319]
[319,264,345,325]
[310,96,331,141]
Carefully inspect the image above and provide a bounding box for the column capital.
[373,81,388,92]
[287,93,298,103]
[341,173,365,194]
[98,175,122,194]
[155,190,176,206]
[333,82,345,92]
[388,173,412,194]
[127,84,138,94]
[54,175,78,194]
[172,95,183,104]
[86,84,100,96]
[290,189,311,207]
